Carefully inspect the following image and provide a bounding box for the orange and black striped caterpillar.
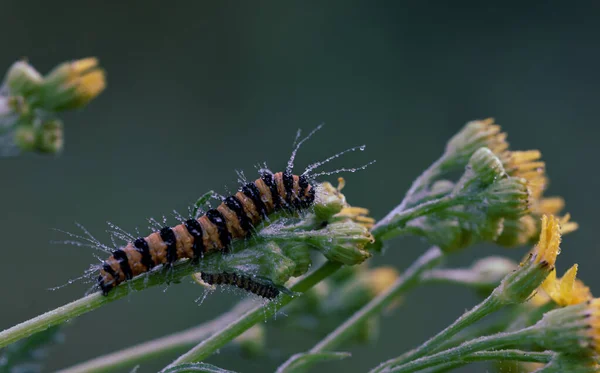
[93,125,371,296]
[98,170,315,295]
[200,272,280,299]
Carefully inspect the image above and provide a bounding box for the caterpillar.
[98,170,315,295]
[94,124,372,296]
[200,272,280,299]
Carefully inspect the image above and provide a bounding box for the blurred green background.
[2,1,599,372]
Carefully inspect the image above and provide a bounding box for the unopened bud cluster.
[0,58,105,155]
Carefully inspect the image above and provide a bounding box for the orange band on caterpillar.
[97,171,314,295]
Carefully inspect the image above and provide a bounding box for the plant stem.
[276,247,443,373]
[56,300,256,373]
[384,327,538,373]
[164,261,342,369]
[371,196,461,241]
[372,292,503,372]
[0,259,214,349]
[425,350,553,373]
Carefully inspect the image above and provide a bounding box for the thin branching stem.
[371,292,503,372]
[383,327,539,373]
[425,350,553,373]
[0,260,216,349]
[55,300,256,373]
[164,261,342,369]
[276,246,443,373]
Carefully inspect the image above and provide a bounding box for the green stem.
[425,350,553,373]
[55,300,256,373]
[164,261,342,369]
[276,247,443,373]
[0,259,217,349]
[371,196,461,241]
[385,327,538,373]
[372,292,504,372]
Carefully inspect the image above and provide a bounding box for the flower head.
[542,264,592,307]
[40,57,106,111]
[493,215,560,304]
[4,60,43,96]
[444,118,509,167]
[533,298,600,356]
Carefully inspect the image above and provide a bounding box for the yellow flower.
[531,215,561,267]
[542,264,593,307]
[367,267,399,296]
[319,177,376,229]
[500,149,547,199]
[41,57,106,111]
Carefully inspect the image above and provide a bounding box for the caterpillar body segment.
[97,171,315,295]
[200,272,281,299]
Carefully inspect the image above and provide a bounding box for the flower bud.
[532,299,600,355]
[39,57,106,111]
[305,220,373,265]
[443,118,509,169]
[35,119,64,154]
[279,242,312,277]
[484,177,530,219]
[13,125,36,152]
[313,180,346,222]
[5,60,43,96]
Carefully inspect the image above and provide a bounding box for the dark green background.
[2,1,599,372]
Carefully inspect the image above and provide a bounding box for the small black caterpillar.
[200,272,280,299]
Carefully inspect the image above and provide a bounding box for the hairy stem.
[372,292,503,372]
[164,261,342,369]
[371,195,462,241]
[425,350,553,373]
[383,327,538,373]
[276,246,443,373]
[56,300,256,373]
[0,259,219,349]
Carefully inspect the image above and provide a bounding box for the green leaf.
[160,362,237,373]
[276,351,351,373]
[0,325,63,373]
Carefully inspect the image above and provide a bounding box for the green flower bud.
[5,60,43,96]
[443,118,508,169]
[313,181,346,222]
[304,220,373,265]
[35,119,64,154]
[496,215,537,248]
[14,125,36,152]
[531,300,600,355]
[279,242,312,277]
[485,177,530,219]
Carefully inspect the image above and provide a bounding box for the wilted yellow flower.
[317,177,376,229]
[501,150,546,199]
[531,215,561,267]
[40,57,106,111]
[541,264,592,307]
